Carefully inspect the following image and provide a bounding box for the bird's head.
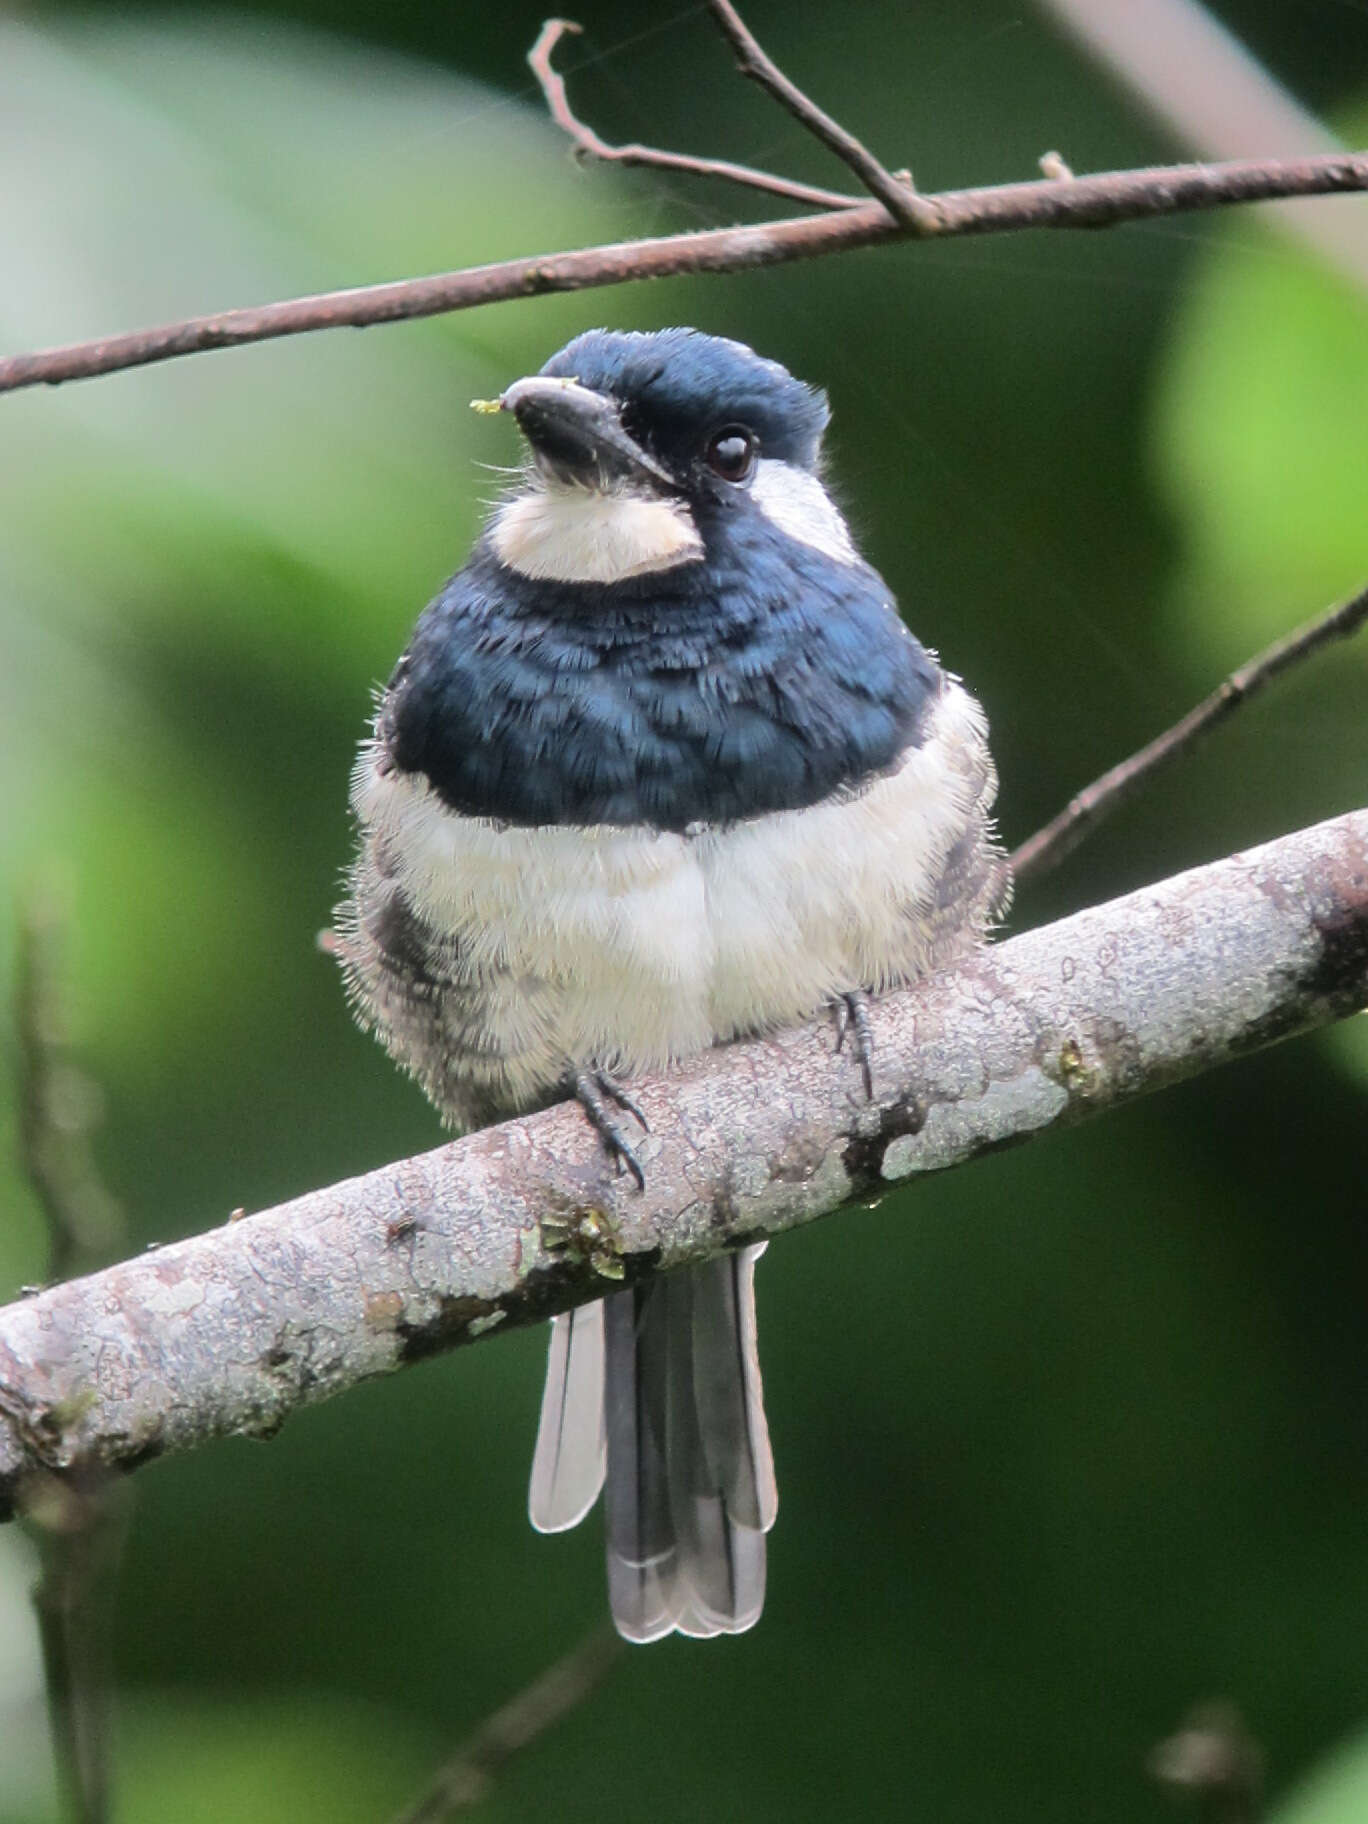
[482,328,858,584]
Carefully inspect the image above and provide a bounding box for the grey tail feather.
[602,1245,775,1643]
[529,1302,607,1533]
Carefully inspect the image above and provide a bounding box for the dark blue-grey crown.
[542,328,829,471]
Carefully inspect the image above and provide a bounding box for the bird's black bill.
[499,375,676,491]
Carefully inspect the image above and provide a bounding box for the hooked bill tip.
[471,376,583,416]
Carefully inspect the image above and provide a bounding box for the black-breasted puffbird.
[336,328,1007,1642]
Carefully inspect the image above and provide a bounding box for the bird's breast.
[383,521,941,832]
[348,679,999,1098]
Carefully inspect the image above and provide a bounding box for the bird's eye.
[705,426,757,483]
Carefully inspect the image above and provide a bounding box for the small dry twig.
[15,889,132,1824]
[17,889,123,1283]
[1011,579,1368,883]
[391,1625,623,1823]
[702,0,935,228]
[529,18,859,210]
[24,1470,134,1824]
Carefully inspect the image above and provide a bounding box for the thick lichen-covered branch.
[0,807,1364,1521]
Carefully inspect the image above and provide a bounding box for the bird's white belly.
[697,678,991,1037]
[353,681,988,1083]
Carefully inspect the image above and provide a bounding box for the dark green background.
[1,3,1367,1819]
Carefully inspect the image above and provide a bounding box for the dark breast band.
[384,507,941,833]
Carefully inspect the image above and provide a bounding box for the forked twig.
[703,0,937,228]
[6,0,1368,401]
[17,890,124,1282]
[529,18,860,210]
[1011,580,1368,883]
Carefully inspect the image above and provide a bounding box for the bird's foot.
[833,991,876,1100]
[568,1066,649,1191]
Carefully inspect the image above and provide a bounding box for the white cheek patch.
[491,488,704,584]
[750,460,859,566]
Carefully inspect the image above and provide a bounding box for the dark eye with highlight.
[705,426,758,483]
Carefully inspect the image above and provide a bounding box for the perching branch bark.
[1,807,1364,1522]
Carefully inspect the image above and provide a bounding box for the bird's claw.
[834,991,876,1100]
[570,1066,649,1191]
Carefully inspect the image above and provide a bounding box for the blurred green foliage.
[1278,1726,1368,1824]
[0,4,1366,1821]
[1153,152,1368,657]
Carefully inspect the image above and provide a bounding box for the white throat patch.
[750,459,859,566]
[491,487,704,584]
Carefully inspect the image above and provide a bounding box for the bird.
[335,326,1006,1642]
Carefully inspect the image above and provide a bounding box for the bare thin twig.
[391,1625,624,1823]
[2,151,1366,397]
[1011,580,1368,882]
[25,1471,134,1824]
[17,890,124,1282]
[0,807,1364,1517]
[702,0,935,228]
[529,18,859,210]
[15,890,132,1824]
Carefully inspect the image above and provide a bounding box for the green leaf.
[1272,1725,1368,1824]
[116,1692,434,1824]
[1150,148,1368,667]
